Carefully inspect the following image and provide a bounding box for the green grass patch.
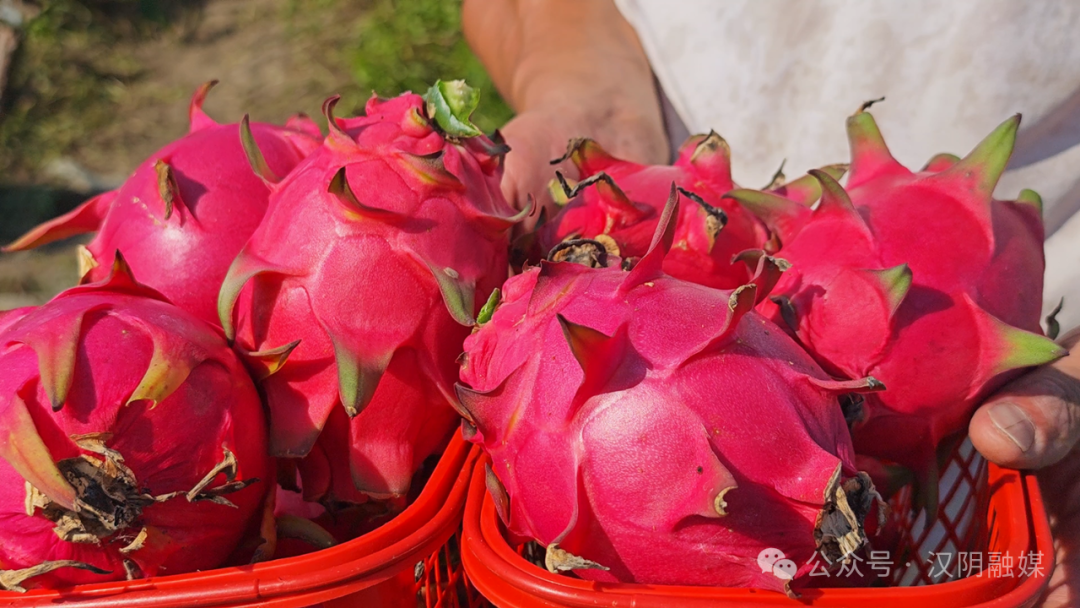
[345,0,512,133]
[0,0,511,183]
[0,2,136,180]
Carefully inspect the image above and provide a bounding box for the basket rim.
[0,433,480,608]
[462,450,1054,607]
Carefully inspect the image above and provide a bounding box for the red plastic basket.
[0,433,482,608]
[461,440,1054,607]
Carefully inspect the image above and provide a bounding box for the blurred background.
[0,0,510,309]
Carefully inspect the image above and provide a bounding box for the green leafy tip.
[476,288,501,326]
[994,322,1068,375]
[1017,188,1043,215]
[947,114,1020,198]
[424,80,482,138]
[240,114,281,186]
[421,258,477,326]
[325,330,390,419]
[0,392,78,510]
[867,264,913,314]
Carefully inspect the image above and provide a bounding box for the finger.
[970,330,1080,469]
[503,149,562,213]
[501,122,572,232]
[502,153,558,236]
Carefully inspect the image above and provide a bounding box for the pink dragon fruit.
[538,135,845,288]
[217,81,522,503]
[4,81,320,327]
[0,254,270,590]
[458,191,883,596]
[747,106,1065,495]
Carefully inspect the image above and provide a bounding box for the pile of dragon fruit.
[0,80,1062,597]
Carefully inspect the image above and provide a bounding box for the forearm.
[463,0,660,120]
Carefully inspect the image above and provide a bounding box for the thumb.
[970,329,1080,469]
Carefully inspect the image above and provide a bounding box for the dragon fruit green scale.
[218,81,520,502]
[458,191,884,596]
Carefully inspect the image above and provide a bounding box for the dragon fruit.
[217,81,521,503]
[745,106,1066,495]
[537,135,845,288]
[0,254,269,590]
[457,191,883,596]
[3,81,320,327]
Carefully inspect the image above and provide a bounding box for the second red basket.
[461,440,1053,607]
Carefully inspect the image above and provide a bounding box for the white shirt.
[616,0,1080,330]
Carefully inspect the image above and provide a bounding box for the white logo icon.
[757,548,785,573]
[773,558,797,580]
[758,548,797,580]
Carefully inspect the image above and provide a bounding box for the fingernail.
[988,403,1036,452]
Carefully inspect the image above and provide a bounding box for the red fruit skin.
[539,136,834,288]
[757,113,1063,477]
[4,83,319,327]
[220,92,517,503]
[459,248,874,595]
[0,264,270,588]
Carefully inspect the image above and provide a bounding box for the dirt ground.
[69,0,371,179]
[0,0,455,307]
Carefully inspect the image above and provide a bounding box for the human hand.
[970,329,1080,606]
[462,0,669,227]
[500,101,669,224]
